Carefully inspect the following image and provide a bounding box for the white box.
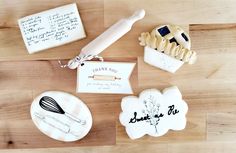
[144,46,184,73]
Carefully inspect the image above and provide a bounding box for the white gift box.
[144,46,184,73]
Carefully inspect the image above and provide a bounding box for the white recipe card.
[77,61,136,94]
[18,3,86,54]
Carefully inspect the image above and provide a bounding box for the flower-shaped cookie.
[119,86,188,139]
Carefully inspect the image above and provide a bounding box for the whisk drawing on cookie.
[39,96,86,125]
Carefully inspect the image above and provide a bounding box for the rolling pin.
[88,75,121,81]
[63,9,145,69]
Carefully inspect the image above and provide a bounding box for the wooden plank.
[0,0,104,61]
[138,53,236,97]
[0,0,189,61]
[169,142,236,153]
[0,58,138,92]
[207,113,236,141]
[185,97,236,114]
[0,60,77,91]
[138,23,236,95]
[0,57,137,149]
[0,142,236,153]
[0,144,168,153]
[104,0,236,27]
[1,0,236,152]
[0,119,115,149]
[0,28,100,61]
[0,60,118,148]
[0,90,117,148]
[100,25,189,59]
[0,90,32,120]
[190,24,236,55]
[137,53,236,114]
[0,0,104,28]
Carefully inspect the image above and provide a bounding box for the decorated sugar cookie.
[139,25,197,73]
[152,25,191,49]
[31,91,92,142]
[119,86,188,139]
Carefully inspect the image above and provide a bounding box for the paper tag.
[77,61,136,94]
[18,3,86,54]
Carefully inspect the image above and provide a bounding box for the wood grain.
[168,142,236,153]
[0,144,169,153]
[0,61,117,148]
[104,0,236,26]
[207,113,236,141]
[1,0,236,152]
[0,0,104,61]
[0,57,138,148]
[117,113,206,144]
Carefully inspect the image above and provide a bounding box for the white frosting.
[119,86,188,139]
[30,91,92,142]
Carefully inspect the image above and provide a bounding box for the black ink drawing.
[142,95,162,133]
[128,96,179,134]
[39,96,86,125]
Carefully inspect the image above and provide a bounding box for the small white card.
[18,3,86,54]
[77,61,136,94]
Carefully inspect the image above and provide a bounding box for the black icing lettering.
[181,33,189,41]
[154,113,164,118]
[129,112,164,124]
[129,112,151,123]
[169,37,179,45]
[168,105,179,115]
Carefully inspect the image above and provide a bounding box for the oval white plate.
[30,91,92,142]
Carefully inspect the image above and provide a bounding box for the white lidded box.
[141,25,193,73]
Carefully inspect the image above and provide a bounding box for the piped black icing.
[169,37,179,45]
[157,26,170,36]
[39,96,65,114]
[181,33,189,41]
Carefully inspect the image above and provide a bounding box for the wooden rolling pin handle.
[66,9,145,69]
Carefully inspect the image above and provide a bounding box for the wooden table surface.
[1,0,236,152]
